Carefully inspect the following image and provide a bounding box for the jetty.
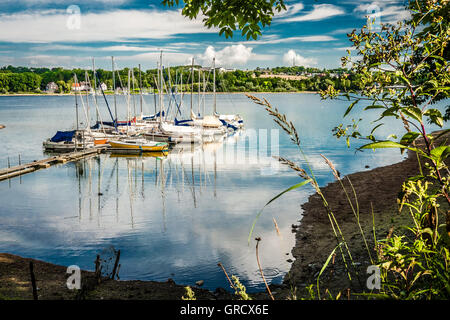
[0,146,107,182]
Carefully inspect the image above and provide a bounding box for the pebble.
[196,280,204,286]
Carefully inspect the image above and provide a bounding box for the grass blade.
[248,179,312,244]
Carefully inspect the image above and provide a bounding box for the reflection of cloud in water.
[1,93,446,291]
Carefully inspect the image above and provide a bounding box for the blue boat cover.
[100,120,134,127]
[143,111,165,120]
[50,130,76,142]
[219,119,238,131]
[174,118,193,126]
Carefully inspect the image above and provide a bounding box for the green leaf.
[406,175,425,182]
[359,140,418,152]
[400,131,420,146]
[424,109,443,127]
[317,242,343,299]
[364,105,385,111]
[370,123,384,135]
[430,145,450,165]
[402,106,423,123]
[248,179,313,244]
[344,100,359,118]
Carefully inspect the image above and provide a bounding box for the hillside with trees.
[0,64,365,94]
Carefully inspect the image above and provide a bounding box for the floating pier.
[0,146,107,182]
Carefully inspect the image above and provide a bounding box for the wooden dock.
[0,146,107,182]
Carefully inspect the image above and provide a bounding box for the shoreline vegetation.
[3,131,448,300]
[0,65,361,95]
[0,91,319,96]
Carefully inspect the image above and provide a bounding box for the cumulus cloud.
[282,49,317,67]
[197,44,255,67]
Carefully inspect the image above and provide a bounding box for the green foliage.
[181,286,196,300]
[0,72,41,93]
[322,0,450,300]
[0,64,359,94]
[231,275,252,300]
[375,179,450,299]
[162,0,286,40]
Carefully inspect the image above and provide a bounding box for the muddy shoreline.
[1,131,448,300]
[283,130,449,298]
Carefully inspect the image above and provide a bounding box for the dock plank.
[0,146,107,181]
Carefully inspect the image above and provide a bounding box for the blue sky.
[0,0,410,70]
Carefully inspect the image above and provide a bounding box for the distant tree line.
[0,64,365,94]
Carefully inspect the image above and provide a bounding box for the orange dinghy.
[94,138,108,145]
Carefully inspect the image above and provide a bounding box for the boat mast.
[203,72,206,117]
[74,75,79,132]
[159,51,163,124]
[180,71,183,109]
[139,64,143,119]
[131,68,136,119]
[92,57,98,123]
[190,58,194,117]
[112,56,117,123]
[213,57,216,115]
[198,66,200,117]
[84,71,91,131]
[127,69,131,135]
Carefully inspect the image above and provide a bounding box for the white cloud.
[281,4,345,22]
[197,45,258,67]
[99,45,157,52]
[261,35,337,44]
[220,34,337,46]
[0,9,216,43]
[5,0,129,5]
[282,49,317,67]
[275,2,304,17]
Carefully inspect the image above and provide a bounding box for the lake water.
[0,93,445,292]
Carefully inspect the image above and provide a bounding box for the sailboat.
[210,58,244,130]
[43,74,95,151]
[158,56,230,143]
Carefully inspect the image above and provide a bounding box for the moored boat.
[108,138,169,152]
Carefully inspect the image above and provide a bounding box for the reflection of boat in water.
[109,151,168,158]
[108,138,169,152]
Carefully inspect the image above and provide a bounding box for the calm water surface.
[0,93,444,292]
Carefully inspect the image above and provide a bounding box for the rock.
[195,280,204,286]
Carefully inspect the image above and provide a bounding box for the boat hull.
[108,140,168,152]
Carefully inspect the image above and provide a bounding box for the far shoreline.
[0,91,319,97]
